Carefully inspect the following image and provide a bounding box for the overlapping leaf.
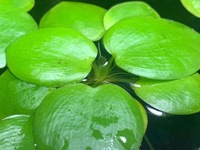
[6,28,97,87]
[0,115,35,150]
[103,16,200,80]
[0,0,35,11]
[103,1,159,30]
[0,70,51,120]
[181,0,200,18]
[132,73,200,114]
[0,7,38,68]
[34,83,147,150]
[39,1,106,41]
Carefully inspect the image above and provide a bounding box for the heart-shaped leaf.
[6,28,97,87]
[132,73,200,115]
[0,8,38,68]
[0,115,35,150]
[103,16,200,80]
[34,83,147,150]
[39,1,106,41]
[0,0,35,11]
[0,70,51,120]
[104,1,159,30]
[181,0,200,18]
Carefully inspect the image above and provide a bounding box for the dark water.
[140,106,200,150]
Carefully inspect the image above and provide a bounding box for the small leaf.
[39,1,106,41]
[132,73,200,115]
[6,28,97,87]
[0,115,35,150]
[34,83,147,150]
[181,0,200,18]
[103,16,200,80]
[0,70,51,120]
[104,1,159,30]
[0,8,38,68]
[0,0,35,11]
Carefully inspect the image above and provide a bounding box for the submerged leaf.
[0,8,38,68]
[103,16,200,80]
[104,1,159,30]
[39,1,106,41]
[34,83,147,150]
[6,28,97,87]
[0,115,35,150]
[132,73,200,115]
[0,70,51,120]
[181,0,200,18]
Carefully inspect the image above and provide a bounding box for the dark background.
[30,0,200,32]
[1,0,200,149]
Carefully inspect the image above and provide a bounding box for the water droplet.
[119,136,127,143]
[116,129,135,149]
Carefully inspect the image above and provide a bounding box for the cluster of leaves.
[0,0,200,149]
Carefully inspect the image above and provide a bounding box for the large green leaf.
[39,1,106,41]
[0,115,35,150]
[0,70,51,120]
[132,73,200,115]
[0,8,38,68]
[103,1,159,30]
[0,0,35,11]
[34,83,147,150]
[181,0,200,18]
[103,16,200,80]
[6,28,97,87]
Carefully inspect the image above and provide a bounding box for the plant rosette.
[1,1,200,149]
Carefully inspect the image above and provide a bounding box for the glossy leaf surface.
[103,16,200,80]
[0,8,38,68]
[132,73,200,115]
[6,28,97,87]
[0,0,35,11]
[39,1,106,41]
[181,0,200,18]
[104,1,159,30]
[34,83,147,150]
[0,70,51,120]
[0,115,35,150]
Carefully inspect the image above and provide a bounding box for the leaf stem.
[144,135,155,150]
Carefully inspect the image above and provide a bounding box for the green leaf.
[181,0,200,18]
[132,73,200,115]
[104,1,159,30]
[0,115,35,150]
[0,0,35,11]
[6,28,97,87]
[0,8,38,68]
[103,16,200,80]
[39,1,106,41]
[0,70,52,120]
[34,83,147,150]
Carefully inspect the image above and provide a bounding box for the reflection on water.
[140,104,200,150]
[146,106,166,117]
